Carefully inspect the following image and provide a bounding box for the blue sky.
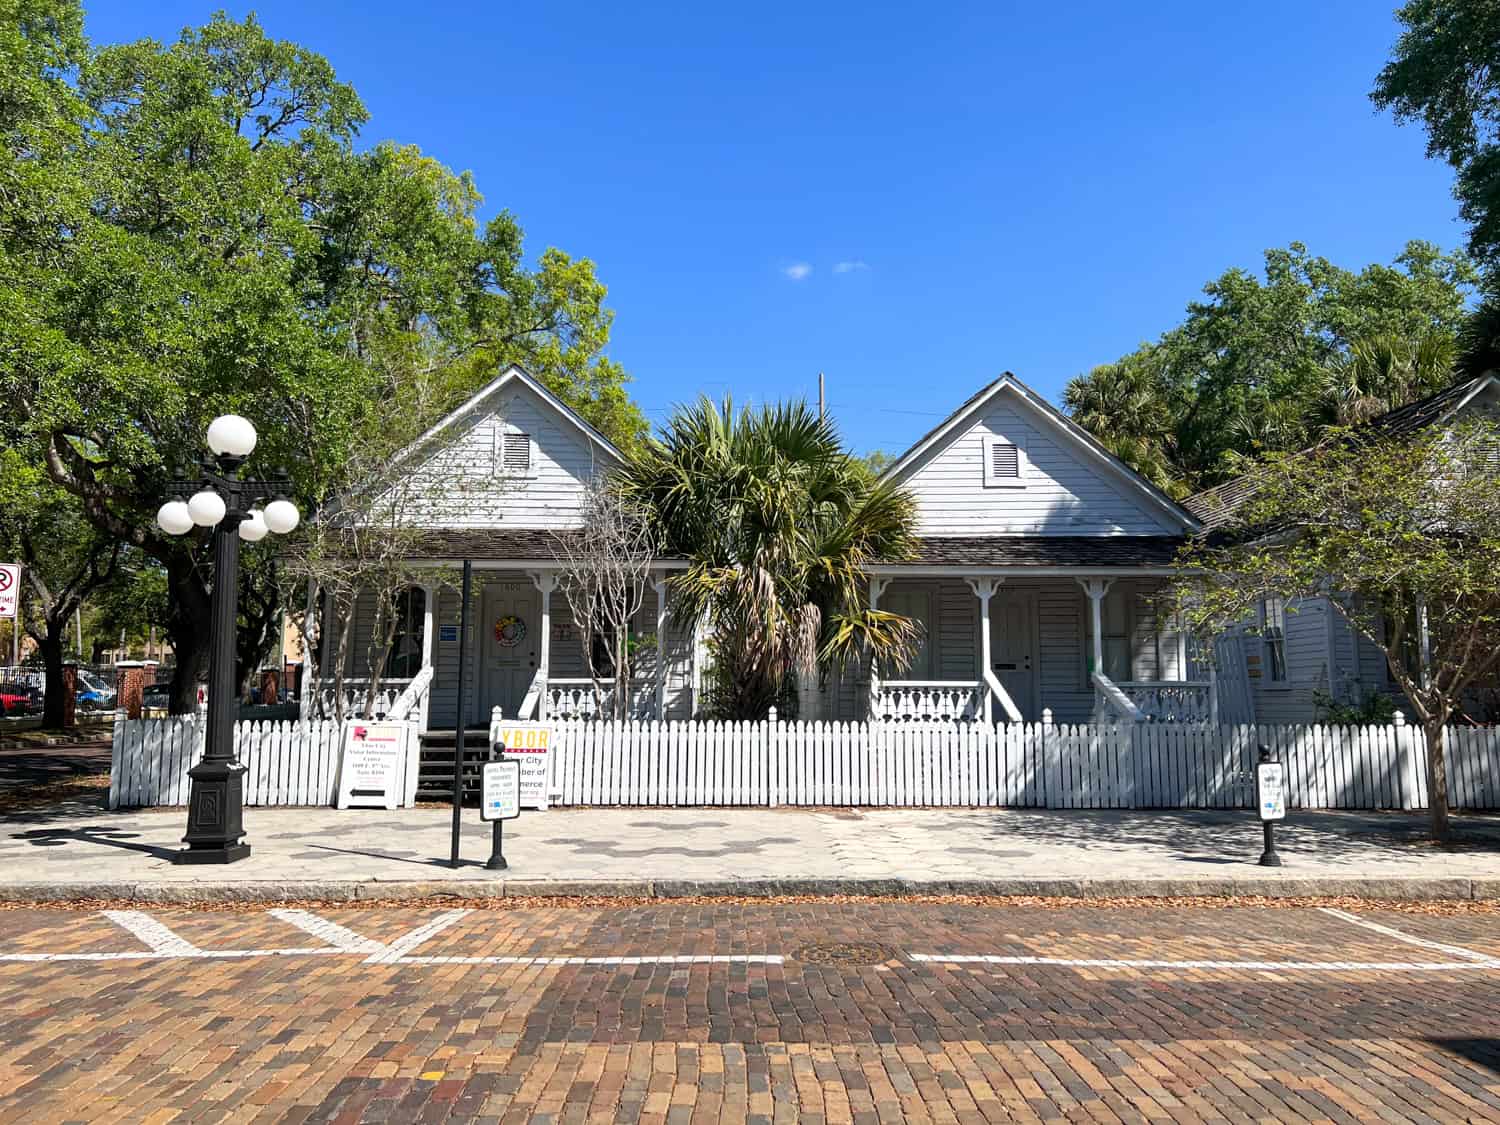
[89,1,1464,456]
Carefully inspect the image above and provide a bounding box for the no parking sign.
[0,565,18,620]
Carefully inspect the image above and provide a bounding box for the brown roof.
[892,535,1185,569]
[395,528,685,563]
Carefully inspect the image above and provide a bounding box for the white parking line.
[269,909,386,954]
[394,954,785,966]
[364,909,471,964]
[905,952,1500,973]
[101,910,202,956]
[1317,907,1500,963]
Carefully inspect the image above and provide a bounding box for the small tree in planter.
[1179,420,1500,841]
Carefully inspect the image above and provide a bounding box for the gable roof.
[389,363,625,476]
[1184,372,1500,531]
[879,372,1201,533]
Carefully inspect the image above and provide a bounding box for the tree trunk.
[1424,717,1452,842]
[38,622,66,730]
[164,558,212,715]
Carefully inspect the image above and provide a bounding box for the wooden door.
[482,582,540,720]
[990,589,1039,718]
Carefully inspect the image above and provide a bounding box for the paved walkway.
[4,799,1500,900]
[4,899,1500,1121]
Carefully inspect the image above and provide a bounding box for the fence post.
[1044,717,1061,810]
[1126,721,1139,810]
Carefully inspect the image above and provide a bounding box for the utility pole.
[818,371,826,419]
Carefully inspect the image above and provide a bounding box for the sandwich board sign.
[0,564,18,619]
[481,759,521,821]
[337,721,408,809]
[1256,758,1287,821]
[491,722,551,809]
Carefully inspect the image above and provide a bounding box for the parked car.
[76,669,116,711]
[143,683,172,714]
[0,682,42,717]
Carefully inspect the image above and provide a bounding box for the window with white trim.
[982,435,1025,487]
[500,431,532,475]
[1260,596,1287,683]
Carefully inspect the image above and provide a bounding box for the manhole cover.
[792,941,894,965]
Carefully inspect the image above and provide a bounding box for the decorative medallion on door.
[494,615,527,647]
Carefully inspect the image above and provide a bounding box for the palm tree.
[618,396,921,719]
[1063,353,1187,496]
[1319,330,1455,424]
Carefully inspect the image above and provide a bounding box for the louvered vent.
[991,442,1019,478]
[502,432,531,473]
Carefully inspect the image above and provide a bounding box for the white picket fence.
[110,716,1500,811]
[111,718,350,809]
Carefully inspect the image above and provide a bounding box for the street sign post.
[481,757,521,870]
[1255,745,1286,867]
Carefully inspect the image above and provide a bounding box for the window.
[1082,587,1132,683]
[983,436,1025,487]
[1261,597,1287,683]
[385,587,427,679]
[500,431,532,475]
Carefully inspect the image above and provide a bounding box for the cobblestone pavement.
[3,901,1500,1123]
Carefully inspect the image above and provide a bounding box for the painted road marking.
[101,910,202,956]
[364,908,471,964]
[268,909,386,954]
[905,953,1500,973]
[1318,907,1500,963]
[396,954,786,966]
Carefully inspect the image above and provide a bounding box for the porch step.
[416,727,492,803]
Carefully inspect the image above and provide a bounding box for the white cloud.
[782,262,813,281]
[832,260,870,274]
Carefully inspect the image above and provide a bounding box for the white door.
[882,590,933,678]
[482,582,540,720]
[989,589,1039,718]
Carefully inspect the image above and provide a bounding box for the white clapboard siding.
[109,718,354,808]
[537,719,1500,812]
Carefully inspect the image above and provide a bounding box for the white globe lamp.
[238,509,269,542]
[187,488,227,527]
[156,500,194,536]
[264,498,300,534]
[207,414,257,458]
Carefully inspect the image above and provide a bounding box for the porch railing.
[870,680,983,723]
[1116,680,1215,723]
[544,677,658,721]
[317,677,414,721]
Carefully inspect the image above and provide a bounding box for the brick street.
[3,900,1500,1123]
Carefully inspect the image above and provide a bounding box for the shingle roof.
[892,535,1186,569]
[1182,374,1498,531]
[380,528,686,563]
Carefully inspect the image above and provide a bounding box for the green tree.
[1373,0,1500,270]
[2,8,642,712]
[1065,242,1476,490]
[1177,421,1500,842]
[618,397,921,720]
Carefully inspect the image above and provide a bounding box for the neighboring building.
[321,366,1218,730]
[1182,372,1500,724]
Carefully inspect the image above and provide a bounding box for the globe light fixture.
[264,497,300,534]
[187,488,227,527]
[238,509,269,542]
[156,499,194,536]
[206,414,257,458]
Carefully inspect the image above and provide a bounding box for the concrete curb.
[0,875,1494,904]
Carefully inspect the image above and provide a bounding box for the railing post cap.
[1393,711,1406,726]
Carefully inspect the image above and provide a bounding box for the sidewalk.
[4,798,1500,902]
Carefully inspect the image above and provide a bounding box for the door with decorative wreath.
[481,581,540,720]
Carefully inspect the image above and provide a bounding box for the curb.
[0,875,1494,904]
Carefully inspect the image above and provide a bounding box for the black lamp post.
[156,415,300,864]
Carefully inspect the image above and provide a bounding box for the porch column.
[965,578,1001,723]
[1077,578,1113,677]
[529,570,559,719]
[300,579,319,720]
[867,577,890,719]
[654,573,669,720]
[1416,592,1432,690]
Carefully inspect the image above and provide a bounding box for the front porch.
[845,568,1214,725]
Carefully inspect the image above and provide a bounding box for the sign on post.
[0,564,19,620]
[481,759,521,821]
[491,722,552,809]
[337,722,408,810]
[1256,758,1286,821]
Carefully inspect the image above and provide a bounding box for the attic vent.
[991,442,1019,478]
[502,432,531,474]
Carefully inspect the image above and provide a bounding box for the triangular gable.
[390,363,624,474]
[882,373,1201,534]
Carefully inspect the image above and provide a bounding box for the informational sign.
[492,722,552,809]
[0,564,18,620]
[439,625,459,643]
[481,759,521,821]
[337,722,407,810]
[1256,760,1287,821]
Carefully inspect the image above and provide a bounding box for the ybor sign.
[491,722,552,810]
